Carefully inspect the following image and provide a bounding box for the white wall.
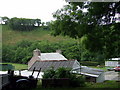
[105,61,118,67]
[72,60,80,69]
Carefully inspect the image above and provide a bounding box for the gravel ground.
[105,71,120,81]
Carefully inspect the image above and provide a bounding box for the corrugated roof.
[109,58,120,60]
[38,53,67,61]
[29,60,76,71]
[72,66,104,76]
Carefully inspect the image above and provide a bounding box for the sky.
[0,0,67,22]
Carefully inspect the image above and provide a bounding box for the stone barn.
[28,49,105,83]
[28,49,67,69]
[28,49,80,71]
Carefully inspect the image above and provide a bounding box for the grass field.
[2,25,76,45]
[88,66,108,71]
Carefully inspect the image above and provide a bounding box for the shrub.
[42,67,55,79]
[42,67,85,87]
[55,67,71,78]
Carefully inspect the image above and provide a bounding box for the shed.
[72,66,105,83]
[105,58,120,67]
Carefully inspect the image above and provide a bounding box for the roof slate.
[38,53,67,61]
[29,60,75,71]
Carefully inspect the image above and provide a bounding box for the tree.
[35,19,41,26]
[1,16,9,24]
[9,17,37,31]
[52,1,120,59]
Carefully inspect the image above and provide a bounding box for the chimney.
[33,48,41,56]
[56,50,62,54]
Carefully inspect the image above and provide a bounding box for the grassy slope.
[2,25,76,45]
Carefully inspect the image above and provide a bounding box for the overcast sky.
[0,0,67,22]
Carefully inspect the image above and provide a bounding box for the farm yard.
[0,63,120,89]
[1,1,120,90]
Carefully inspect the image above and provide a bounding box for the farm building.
[28,49,67,69]
[72,66,105,83]
[28,49,105,83]
[29,60,80,71]
[105,58,120,67]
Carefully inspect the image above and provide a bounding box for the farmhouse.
[28,49,67,69]
[28,49,105,83]
[105,58,120,67]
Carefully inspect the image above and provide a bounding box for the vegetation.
[42,67,85,87]
[32,80,119,90]
[3,39,106,64]
[1,17,41,31]
[2,2,120,67]
[2,25,75,45]
[52,2,120,59]
[2,25,106,64]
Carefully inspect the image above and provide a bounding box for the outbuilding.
[105,58,120,67]
[72,66,105,83]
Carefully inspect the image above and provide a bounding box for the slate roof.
[38,53,67,61]
[28,52,67,69]
[72,66,104,77]
[29,60,76,71]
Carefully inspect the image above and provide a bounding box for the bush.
[42,67,85,87]
[55,67,71,78]
[42,67,55,79]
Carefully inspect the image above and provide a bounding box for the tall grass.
[2,25,76,45]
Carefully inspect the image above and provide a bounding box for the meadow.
[2,25,76,45]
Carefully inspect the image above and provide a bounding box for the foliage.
[2,39,106,64]
[52,2,120,59]
[1,16,9,25]
[42,67,85,87]
[8,17,40,31]
[0,17,51,31]
[42,67,56,79]
[55,67,71,78]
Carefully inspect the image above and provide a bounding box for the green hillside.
[2,25,76,45]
